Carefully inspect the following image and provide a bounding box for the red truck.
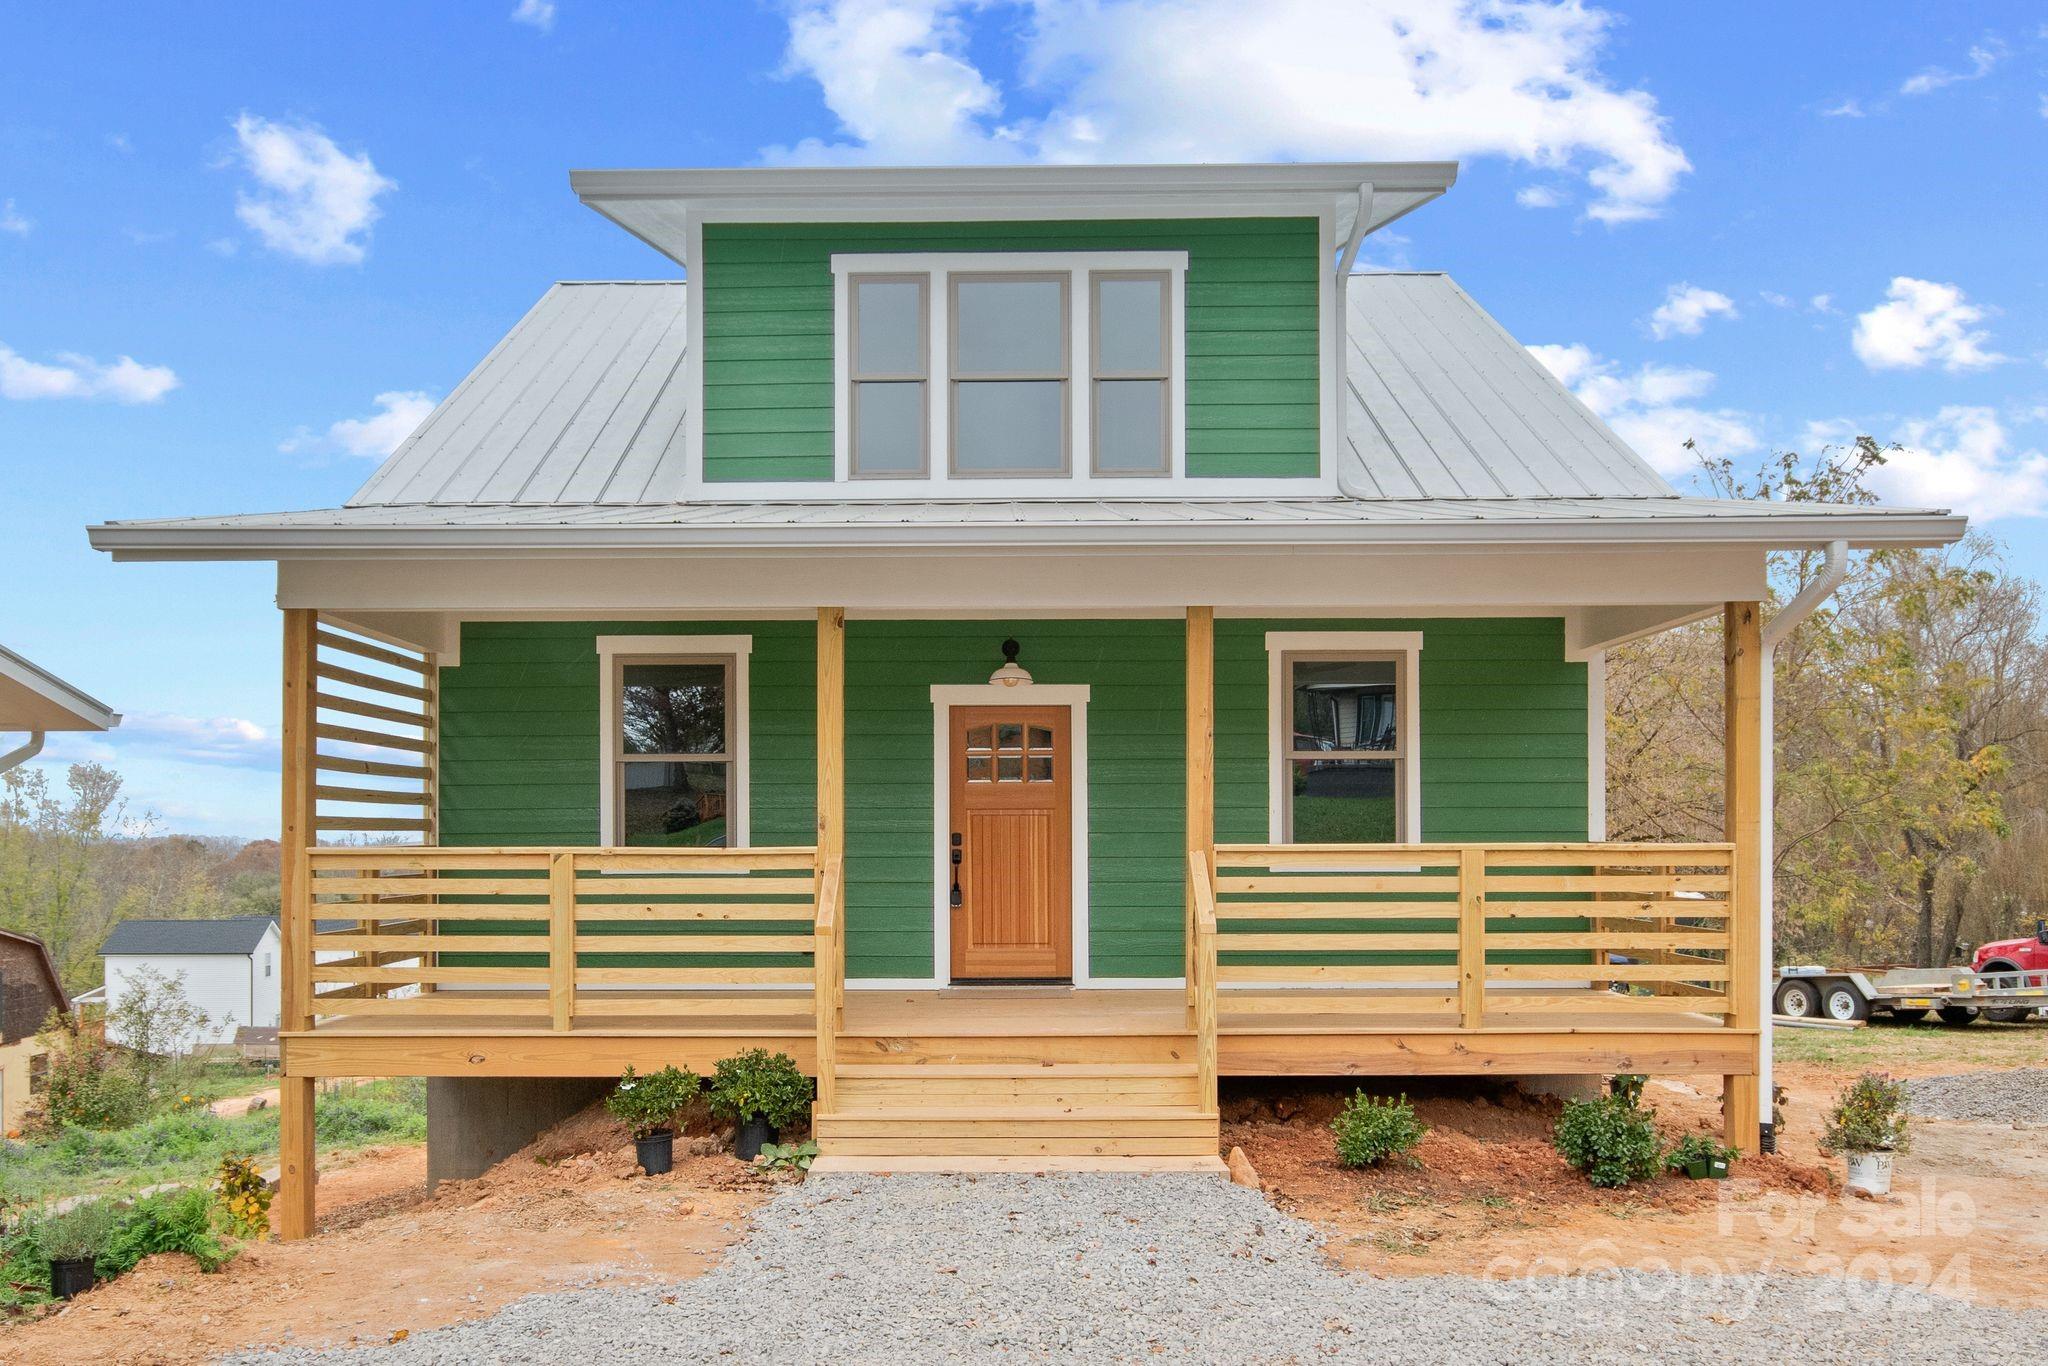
[1973,920,2048,1024]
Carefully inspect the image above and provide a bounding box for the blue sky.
[3,1,2045,838]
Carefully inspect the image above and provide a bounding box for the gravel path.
[1906,1068,2048,1125]
[229,1173,2032,1365]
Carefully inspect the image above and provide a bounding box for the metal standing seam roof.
[100,916,279,957]
[88,271,1965,552]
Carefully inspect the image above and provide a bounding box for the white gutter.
[1753,538,1849,1150]
[0,731,46,775]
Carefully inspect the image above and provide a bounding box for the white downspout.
[1754,539,1849,1149]
[0,731,46,776]
[1334,183,1375,499]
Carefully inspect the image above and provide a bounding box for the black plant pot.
[735,1114,777,1162]
[635,1129,676,1176]
[49,1256,97,1300]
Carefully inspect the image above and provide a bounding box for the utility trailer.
[1774,964,2048,1025]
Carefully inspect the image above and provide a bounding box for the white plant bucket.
[1844,1150,1894,1196]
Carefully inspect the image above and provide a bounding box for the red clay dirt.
[2,1109,785,1365]
[1228,1061,2048,1310]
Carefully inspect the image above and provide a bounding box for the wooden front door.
[949,705,1073,981]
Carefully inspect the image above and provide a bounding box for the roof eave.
[86,511,1971,561]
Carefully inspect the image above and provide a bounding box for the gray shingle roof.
[101,916,278,957]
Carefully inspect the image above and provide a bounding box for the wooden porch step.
[833,1062,1198,1079]
[816,1135,1223,1156]
[808,1155,1230,1175]
[819,1106,1217,1127]
[833,1034,1195,1068]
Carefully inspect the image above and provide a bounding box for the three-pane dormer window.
[835,252,1186,487]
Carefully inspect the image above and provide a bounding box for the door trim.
[929,684,1092,988]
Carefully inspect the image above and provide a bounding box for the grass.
[0,1079,426,1207]
[1772,1017,2042,1071]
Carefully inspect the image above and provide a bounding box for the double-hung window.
[597,636,752,848]
[836,252,1184,485]
[1265,633,1422,844]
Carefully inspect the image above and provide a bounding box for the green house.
[91,162,1964,1225]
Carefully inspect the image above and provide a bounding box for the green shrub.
[101,1188,230,1276]
[25,1199,122,1264]
[1665,1132,1738,1173]
[313,1084,429,1146]
[1331,1092,1427,1168]
[1820,1072,1910,1156]
[1553,1093,1666,1188]
[706,1050,813,1130]
[606,1065,703,1139]
[754,1140,818,1172]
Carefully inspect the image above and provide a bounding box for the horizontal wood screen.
[299,845,821,1028]
[1208,843,1738,1025]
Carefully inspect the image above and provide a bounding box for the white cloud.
[1646,283,1737,339]
[229,114,395,266]
[0,199,30,236]
[511,0,556,30]
[1819,97,1864,118]
[1900,40,2003,96]
[1856,406,2048,521]
[1809,293,1836,314]
[1851,277,2004,372]
[1529,342,1758,476]
[1759,290,1793,309]
[771,0,1691,224]
[118,713,276,769]
[0,343,179,403]
[281,389,437,459]
[1515,185,1565,209]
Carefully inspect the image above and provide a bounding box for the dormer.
[572,163,1457,499]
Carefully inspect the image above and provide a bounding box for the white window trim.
[595,634,753,849]
[892,683,1146,990]
[1264,631,1423,844]
[831,251,1188,497]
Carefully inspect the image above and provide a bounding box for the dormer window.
[835,251,1185,487]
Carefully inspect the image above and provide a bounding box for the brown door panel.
[950,704,1073,981]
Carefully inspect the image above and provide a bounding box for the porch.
[272,602,1765,1231]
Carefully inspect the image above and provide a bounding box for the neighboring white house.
[99,917,281,1048]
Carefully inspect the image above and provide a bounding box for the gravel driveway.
[1906,1068,2048,1125]
[230,1173,2032,1364]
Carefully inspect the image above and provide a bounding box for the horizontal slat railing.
[1210,843,1739,1026]
[299,845,819,1028]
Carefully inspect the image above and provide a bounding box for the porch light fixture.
[989,637,1033,688]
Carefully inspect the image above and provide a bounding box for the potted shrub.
[605,1065,702,1175]
[29,1200,119,1300]
[1666,1132,1736,1180]
[1820,1071,1910,1195]
[707,1049,813,1161]
[1330,1091,1427,1168]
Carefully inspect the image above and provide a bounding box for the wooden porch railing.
[813,856,844,1112]
[297,845,821,1028]
[1187,851,1219,1100]
[1205,842,1740,1026]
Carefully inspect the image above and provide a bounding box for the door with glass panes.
[948,706,1072,981]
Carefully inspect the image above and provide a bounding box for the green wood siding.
[699,219,1322,483]
[435,616,1587,981]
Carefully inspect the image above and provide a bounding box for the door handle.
[949,833,963,908]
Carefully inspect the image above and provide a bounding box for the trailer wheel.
[1979,961,2035,1023]
[1937,1006,1978,1026]
[1774,979,1821,1018]
[1889,1008,1929,1024]
[1822,984,1869,1023]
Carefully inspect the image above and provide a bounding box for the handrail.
[1208,842,1741,1026]
[1186,850,1219,1105]
[297,844,823,1028]
[813,855,844,1113]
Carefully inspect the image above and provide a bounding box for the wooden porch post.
[277,608,318,1241]
[1185,608,1214,1022]
[816,608,845,1108]
[1722,601,1764,1150]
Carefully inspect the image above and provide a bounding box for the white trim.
[927,682,1093,987]
[1264,631,1424,843]
[595,633,753,848]
[830,251,1193,496]
[1586,649,1607,841]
